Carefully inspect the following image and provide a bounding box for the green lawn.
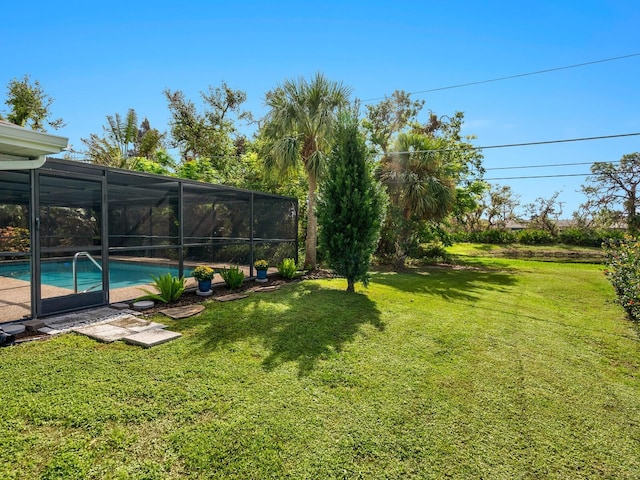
[1,257,639,478]
[447,242,604,262]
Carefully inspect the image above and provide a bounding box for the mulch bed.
[139,270,337,316]
[2,271,338,345]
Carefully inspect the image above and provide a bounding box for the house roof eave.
[0,122,69,170]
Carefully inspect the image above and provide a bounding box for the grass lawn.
[447,242,604,262]
[1,257,639,478]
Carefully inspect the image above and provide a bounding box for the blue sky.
[3,0,639,216]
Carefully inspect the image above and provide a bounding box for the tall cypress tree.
[317,112,387,292]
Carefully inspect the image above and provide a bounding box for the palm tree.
[383,132,456,221]
[379,132,456,267]
[261,73,352,269]
[82,109,139,169]
[82,109,165,169]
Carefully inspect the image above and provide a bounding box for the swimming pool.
[0,260,193,290]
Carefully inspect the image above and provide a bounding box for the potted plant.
[254,259,269,282]
[192,265,214,292]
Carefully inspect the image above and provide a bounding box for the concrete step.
[123,329,182,348]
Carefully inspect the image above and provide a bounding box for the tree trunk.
[346,278,355,293]
[628,187,639,235]
[304,173,318,270]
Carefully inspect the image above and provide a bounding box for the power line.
[380,131,640,156]
[477,132,640,150]
[484,173,594,181]
[384,172,598,183]
[363,52,640,102]
[486,160,621,171]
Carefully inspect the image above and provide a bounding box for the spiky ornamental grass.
[138,272,185,303]
[317,112,387,292]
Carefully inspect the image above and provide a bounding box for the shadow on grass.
[473,244,499,252]
[191,282,383,375]
[371,264,518,301]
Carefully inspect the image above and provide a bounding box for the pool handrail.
[73,251,103,293]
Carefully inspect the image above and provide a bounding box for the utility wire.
[363,52,640,102]
[473,132,640,150]
[484,173,595,181]
[384,172,598,183]
[486,160,620,171]
[379,132,640,156]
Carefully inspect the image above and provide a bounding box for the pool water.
[0,260,192,290]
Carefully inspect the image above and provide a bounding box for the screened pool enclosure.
[0,158,298,322]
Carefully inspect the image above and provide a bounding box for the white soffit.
[0,121,69,170]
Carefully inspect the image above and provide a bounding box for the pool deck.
[0,277,196,323]
[0,262,265,322]
[0,277,72,322]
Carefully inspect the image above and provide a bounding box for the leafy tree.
[164,81,252,174]
[317,112,387,292]
[524,192,563,235]
[363,92,484,265]
[1,75,64,131]
[485,184,521,230]
[260,72,352,269]
[573,184,621,229]
[371,107,483,267]
[458,183,520,233]
[363,90,424,154]
[81,108,168,169]
[585,153,640,234]
[174,157,219,183]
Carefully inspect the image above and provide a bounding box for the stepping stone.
[105,316,144,328]
[216,293,248,302]
[123,329,181,348]
[73,323,132,343]
[22,319,46,332]
[2,324,26,335]
[108,316,159,330]
[106,317,166,333]
[37,327,63,335]
[110,302,130,310]
[127,322,166,333]
[159,305,205,319]
[255,285,280,292]
[132,300,154,311]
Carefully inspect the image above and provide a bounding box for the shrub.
[558,227,592,246]
[517,229,556,245]
[598,229,625,243]
[467,229,517,244]
[409,242,449,262]
[278,258,298,279]
[138,272,185,303]
[218,266,245,289]
[0,226,29,252]
[603,236,640,320]
[421,243,449,261]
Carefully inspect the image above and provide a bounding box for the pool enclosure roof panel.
[0,122,68,170]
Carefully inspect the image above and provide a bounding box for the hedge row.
[457,228,625,247]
